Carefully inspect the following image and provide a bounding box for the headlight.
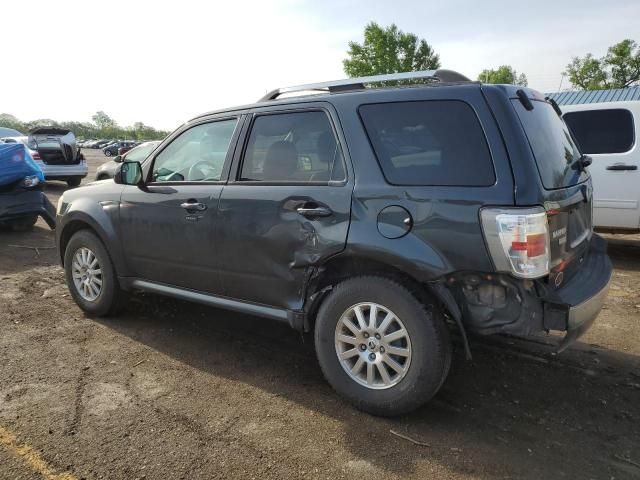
[56,195,65,215]
[22,175,40,188]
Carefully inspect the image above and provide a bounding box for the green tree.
[91,111,116,130]
[566,39,640,90]
[1,112,169,141]
[478,65,528,86]
[0,113,25,132]
[343,22,440,78]
[605,39,640,87]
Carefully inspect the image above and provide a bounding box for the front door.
[119,117,240,293]
[563,105,640,229]
[217,107,352,311]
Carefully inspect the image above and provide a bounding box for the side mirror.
[113,155,123,163]
[114,161,144,187]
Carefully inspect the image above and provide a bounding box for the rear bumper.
[542,234,612,351]
[0,189,56,229]
[35,160,88,180]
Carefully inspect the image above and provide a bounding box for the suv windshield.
[512,99,588,189]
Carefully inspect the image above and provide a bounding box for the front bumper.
[542,234,612,351]
[0,189,56,229]
[35,160,88,180]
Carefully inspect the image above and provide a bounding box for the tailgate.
[546,184,593,288]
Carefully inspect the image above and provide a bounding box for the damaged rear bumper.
[444,234,611,353]
[543,234,612,351]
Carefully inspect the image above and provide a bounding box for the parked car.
[0,127,23,138]
[28,127,88,187]
[55,70,612,416]
[96,141,160,180]
[118,142,140,156]
[88,139,112,149]
[547,95,640,232]
[103,141,136,157]
[0,143,55,231]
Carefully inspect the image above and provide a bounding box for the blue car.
[0,143,55,231]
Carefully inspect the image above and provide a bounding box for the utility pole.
[558,73,566,91]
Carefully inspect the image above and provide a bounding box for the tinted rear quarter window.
[563,109,635,154]
[359,100,495,186]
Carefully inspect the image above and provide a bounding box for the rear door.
[215,104,352,311]
[562,104,639,230]
[118,116,241,293]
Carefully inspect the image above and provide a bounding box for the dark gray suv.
[55,70,612,416]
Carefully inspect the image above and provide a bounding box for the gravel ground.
[0,149,639,479]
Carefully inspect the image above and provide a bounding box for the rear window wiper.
[545,96,563,117]
[572,153,592,172]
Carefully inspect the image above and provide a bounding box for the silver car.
[95,140,161,180]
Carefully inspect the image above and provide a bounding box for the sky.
[1,0,638,131]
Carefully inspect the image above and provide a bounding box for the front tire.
[104,150,112,157]
[314,276,451,416]
[64,229,125,316]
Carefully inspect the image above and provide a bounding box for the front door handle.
[606,164,638,171]
[296,206,332,218]
[180,201,207,211]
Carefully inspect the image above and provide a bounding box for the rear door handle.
[180,201,207,211]
[606,164,638,171]
[296,206,332,218]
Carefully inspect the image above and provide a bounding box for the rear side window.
[563,109,635,154]
[512,100,587,189]
[240,111,346,183]
[359,100,495,186]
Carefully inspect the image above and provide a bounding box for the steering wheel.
[187,161,220,181]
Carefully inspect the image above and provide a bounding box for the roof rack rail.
[259,69,471,102]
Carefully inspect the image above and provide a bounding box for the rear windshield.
[359,100,495,186]
[511,99,588,189]
[563,108,635,154]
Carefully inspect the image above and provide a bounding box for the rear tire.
[64,229,125,316]
[314,276,451,416]
[67,177,82,188]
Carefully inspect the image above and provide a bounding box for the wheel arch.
[58,211,126,276]
[303,253,471,357]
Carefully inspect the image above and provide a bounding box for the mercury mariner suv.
[55,70,612,416]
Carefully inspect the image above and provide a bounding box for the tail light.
[31,151,41,160]
[481,207,550,278]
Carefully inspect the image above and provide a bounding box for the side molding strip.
[130,279,290,323]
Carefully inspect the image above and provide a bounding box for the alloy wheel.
[334,302,412,389]
[71,247,103,301]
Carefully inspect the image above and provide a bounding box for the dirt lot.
[1,149,639,479]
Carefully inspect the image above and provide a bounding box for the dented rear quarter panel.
[330,85,516,281]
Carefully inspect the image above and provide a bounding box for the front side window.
[151,118,237,182]
[240,111,345,183]
[563,109,635,155]
[359,100,495,186]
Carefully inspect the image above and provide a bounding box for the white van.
[558,101,639,232]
